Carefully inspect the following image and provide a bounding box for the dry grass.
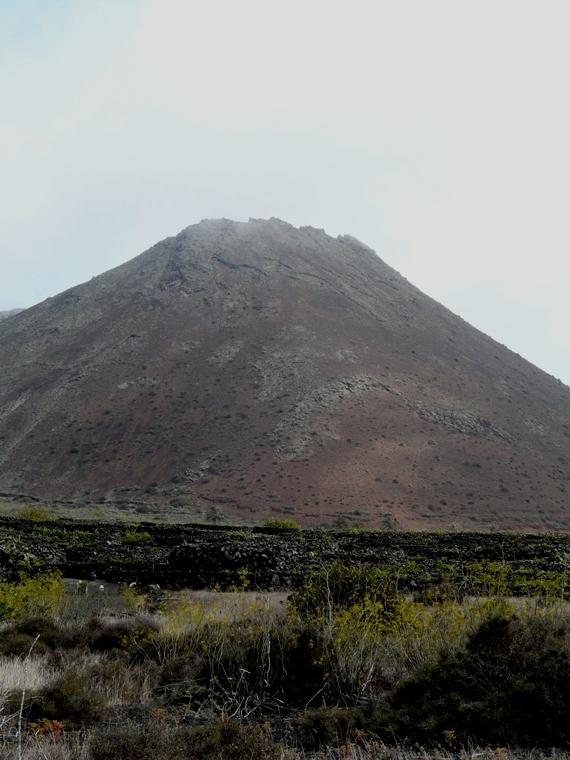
[4,736,569,760]
[0,655,57,706]
[145,589,290,667]
[49,650,156,708]
[2,732,89,760]
[86,659,155,708]
[165,589,288,621]
[309,746,570,759]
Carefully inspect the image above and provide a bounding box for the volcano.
[0,218,568,529]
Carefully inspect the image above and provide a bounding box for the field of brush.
[0,510,570,758]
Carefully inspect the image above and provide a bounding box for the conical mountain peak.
[0,219,568,530]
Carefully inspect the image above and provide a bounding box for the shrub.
[289,562,403,628]
[83,656,157,707]
[379,613,570,747]
[29,670,106,727]
[0,616,75,656]
[201,621,325,709]
[87,617,158,658]
[89,717,289,760]
[184,717,288,759]
[18,506,59,522]
[324,597,418,701]
[89,721,174,760]
[158,652,206,704]
[122,530,152,545]
[150,605,327,710]
[287,563,414,702]
[0,573,63,622]
[298,706,360,749]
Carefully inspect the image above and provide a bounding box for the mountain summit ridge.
[1,218,568,529]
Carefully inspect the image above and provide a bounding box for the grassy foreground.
[0,560,570,758]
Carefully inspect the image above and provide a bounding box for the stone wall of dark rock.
[1,517,569,590]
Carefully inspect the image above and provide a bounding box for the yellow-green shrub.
[18,506,59,523]
[0,573,63,621]
[122,530,152,545]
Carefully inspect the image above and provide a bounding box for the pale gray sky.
[1,0,569,385]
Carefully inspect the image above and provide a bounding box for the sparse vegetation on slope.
[1,219,569,530]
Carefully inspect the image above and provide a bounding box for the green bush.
[154,617,327,710]
[0,616,74,655]
[159,652,207,704]
[25,671,105,727]
[377,613,570,747]
[88,617,158,657]
[18,506,59,522]
[298,706,359,749]
[122,529,152,545]
[0,572,63,621]
[289,562,403,627]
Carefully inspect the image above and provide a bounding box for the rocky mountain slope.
[0,218,568,529]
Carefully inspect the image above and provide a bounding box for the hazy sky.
[1,0,569,386]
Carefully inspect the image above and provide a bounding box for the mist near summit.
[1,0,569,384]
